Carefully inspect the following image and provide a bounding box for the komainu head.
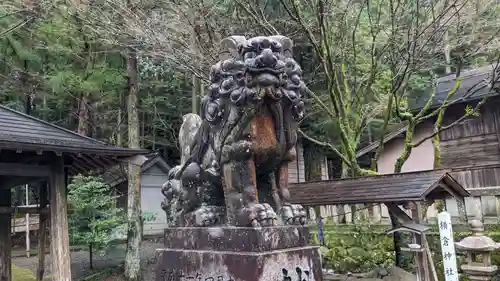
[204,35,306,124]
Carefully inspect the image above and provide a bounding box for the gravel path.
[12,240,163,281]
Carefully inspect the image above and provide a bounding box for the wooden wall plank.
[441,134,500,167]
[464,196,482,220]
[439,103,497,141]
[481,196,497,224]
[450,167,500,189]
[445,198,460,223]
[287,160,299,183]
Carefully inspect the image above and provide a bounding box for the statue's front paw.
[192,205,224,226]
[161,179,181,200]
[239,203,278,227]
[280,204,306,225]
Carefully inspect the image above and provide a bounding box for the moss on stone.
[12,265,36,281]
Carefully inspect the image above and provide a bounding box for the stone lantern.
[455,219,500,281]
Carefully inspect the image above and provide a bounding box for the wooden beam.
[0,177,44,190]
[49,156,71,281]
[0,188,12,281]
[438,183,466,207]
[0,207,49,214]
[0,163,51,177]
[36,184,48,281]
[385,203,413,223]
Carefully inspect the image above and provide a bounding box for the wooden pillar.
[0,187,12,281]
[49,156,71,281]
[412,203,438,281]
[36,183,48,281]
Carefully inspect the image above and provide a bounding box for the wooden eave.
[289,169,469,206]
[0,105,149,176]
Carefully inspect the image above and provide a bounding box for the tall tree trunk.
[192,76,202,113]
[77,95,90,136]
[124,44,142,281]
[444,30,452,74]
[117,91,124,146]
[303,140,324,219]
[190,13,202,114]
[391,124,414,268]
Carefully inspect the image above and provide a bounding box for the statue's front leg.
[277,148,307,225]
[221,140,277,227]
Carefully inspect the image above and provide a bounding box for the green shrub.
[318,223,500,279]
[319,223,395,273]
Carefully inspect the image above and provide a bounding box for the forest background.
[2,0,500,279]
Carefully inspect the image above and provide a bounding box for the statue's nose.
[257,48,277,67]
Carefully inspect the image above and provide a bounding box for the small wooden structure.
[289,169,471,281]
[0,105,148,281]
[387,223,436,281]
[289,169,468,205]
[102,152,171,236]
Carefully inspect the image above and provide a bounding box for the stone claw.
[161,179,181,201]
[192,205,223,226]
[240,203,278,227]
[280,203,307,225]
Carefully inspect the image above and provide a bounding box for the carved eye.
[271,41,282,52]
[252,41,260,50]
[244,51,255,60]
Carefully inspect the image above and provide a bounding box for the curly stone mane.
[161,35,307,227]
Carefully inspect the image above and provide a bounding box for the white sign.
[438,211,459,281]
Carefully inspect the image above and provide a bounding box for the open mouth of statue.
[246,66,284,88]
[247,66,284,74]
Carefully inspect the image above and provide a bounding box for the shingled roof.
[412,64,500,110]
[289,169,469,205]
[357,64,500,158]
[0,105,147,155]
[0,105,149,175]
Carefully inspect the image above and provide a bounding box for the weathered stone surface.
[161,35,308,228]
[155,226,322,281]
[164,226,311,252]
[382,267,416,281]
[155,246,321,281]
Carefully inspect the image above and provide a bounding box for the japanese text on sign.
[438,211,459,281]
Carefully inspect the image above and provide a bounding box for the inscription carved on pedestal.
[158,267,312,281]
[159,270,233,281]
[281,267,311,281]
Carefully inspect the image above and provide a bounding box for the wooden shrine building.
[0,105,148,281]
[289,169,470,281]
[289,169,469,207]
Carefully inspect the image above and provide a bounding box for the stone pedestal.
[155,226,322,281]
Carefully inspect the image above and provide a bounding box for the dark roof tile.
[0,105,148,155]
[289,170,468,205]
[412,64,500,110]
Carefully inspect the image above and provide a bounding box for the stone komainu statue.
[161,35,307,227]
